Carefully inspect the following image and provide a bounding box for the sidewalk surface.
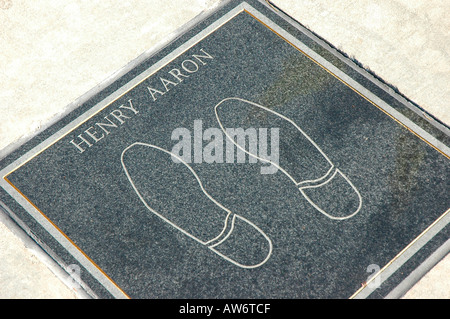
[0,0,448,298]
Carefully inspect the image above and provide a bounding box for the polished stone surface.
[0,0,448,299]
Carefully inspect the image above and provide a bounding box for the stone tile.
[0,0,448,299]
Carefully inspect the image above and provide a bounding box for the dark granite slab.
[0,0,448,299]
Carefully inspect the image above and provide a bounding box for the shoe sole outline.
[121,142,273,268]
[214,97,363,220]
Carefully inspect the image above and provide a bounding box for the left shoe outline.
[121,142,273,269]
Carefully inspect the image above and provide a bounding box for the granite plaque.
[0,0,449,299]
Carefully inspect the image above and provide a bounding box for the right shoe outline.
[121,142,272,269]
[214,97,362,221]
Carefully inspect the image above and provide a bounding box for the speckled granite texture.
[0,0,448,298]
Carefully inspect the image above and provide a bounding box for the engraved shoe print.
[215,97,362,220]
[121,142,272,268]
